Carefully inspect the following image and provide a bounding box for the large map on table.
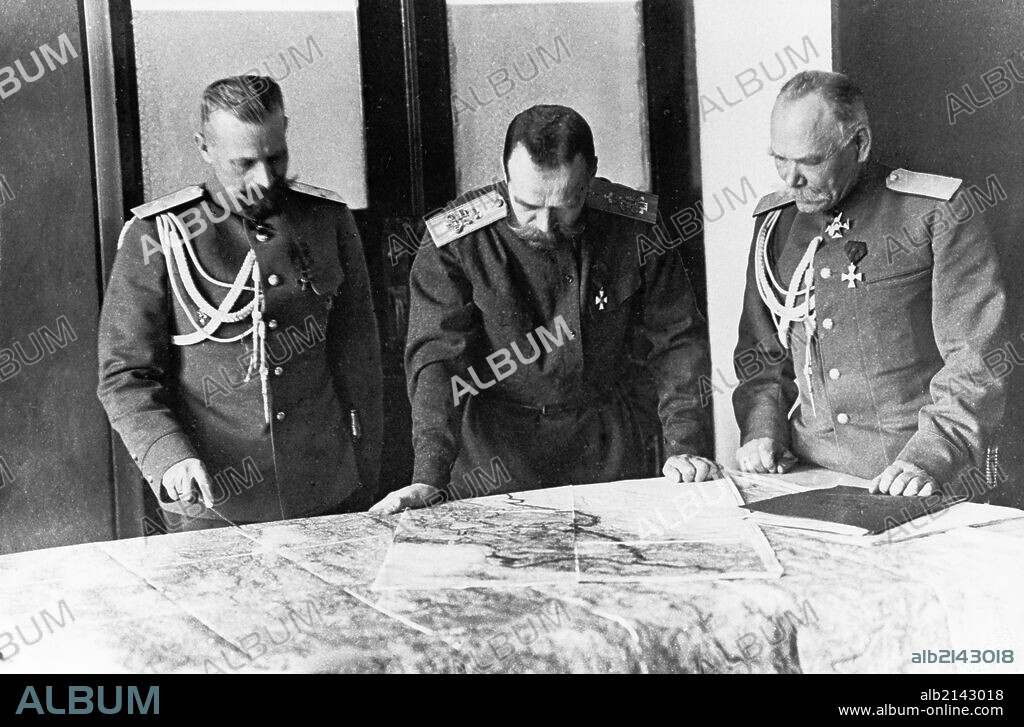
[372,477,783,589]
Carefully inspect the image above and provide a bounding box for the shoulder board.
[130,185,204,219]
[752,189,796,217]
[587,178,658,224]
[426,189,507,247]
[116,216,142,250]
[289,180,346,204]
[885,168,962,201]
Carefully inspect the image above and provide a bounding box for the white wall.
[692,0,832,464]
[447,0,650,195]
[133,0,367,207]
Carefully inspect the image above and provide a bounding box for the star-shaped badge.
[826,212,850,239]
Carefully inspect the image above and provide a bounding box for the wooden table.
[1,468,1022,674]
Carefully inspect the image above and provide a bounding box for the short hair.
[777,70,869,137]
[200,75,284,127]
[503,105,596,174]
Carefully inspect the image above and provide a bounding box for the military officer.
[371,104,713,514]
[734,70,1007,497]
[98,75,382,529]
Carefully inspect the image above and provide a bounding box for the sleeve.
[329,208,384,499]
[640,222,713,459]
[404,237,479,490]
[896,205,1008,486]
[96,216,198,499]
[731,214,799,447]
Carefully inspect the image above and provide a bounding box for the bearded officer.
[371,104,713,514]
[98,75,382,530]
[733,70,1007,497]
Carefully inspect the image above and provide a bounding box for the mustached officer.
[372,104,714,514]
[735,71,1007,498]
[98,75,382,530]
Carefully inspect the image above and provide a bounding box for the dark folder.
[742,486,965,536]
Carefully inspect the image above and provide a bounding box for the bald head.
[777,70,869,136]
[769,75,872,213]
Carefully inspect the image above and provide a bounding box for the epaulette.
[289,180,346,204]
[130,185,204,219]
[752,189,796,217]
[587,178,658,224]
[885,168,962,201]
[426,188,507,247]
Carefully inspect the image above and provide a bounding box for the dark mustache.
[238,176,293,219]
[507,219,586,246]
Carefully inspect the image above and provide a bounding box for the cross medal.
[842,262,862,288]
[595,287,608,310]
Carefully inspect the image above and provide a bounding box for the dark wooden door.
[0,0,116,553]
[835,0,1024,506]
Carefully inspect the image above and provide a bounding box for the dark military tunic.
[97,175,383,523]
[406,180,710,498]
[734,161,1007,486]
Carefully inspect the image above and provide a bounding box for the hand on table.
[663,454,722,483]
[369,483,445,514]
[735,438,798,475]
[869,460,937,496]
[161,457,214,506]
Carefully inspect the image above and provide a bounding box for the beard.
[235,176,290,220]
[507,218,586,250]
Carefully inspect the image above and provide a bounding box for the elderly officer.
[98,75,382,530]
[372,104,713,514]
[734,70,1007,497]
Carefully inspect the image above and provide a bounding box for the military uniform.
[97,175,383,524]
[734,161,1007,487]
[406,178,710,498]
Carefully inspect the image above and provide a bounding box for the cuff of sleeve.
[896,436,960,488]
[740,408,791,449]
[411,452,453,491]
[741,428,786,450]
[141,432,198,497]
[663,429,711,459]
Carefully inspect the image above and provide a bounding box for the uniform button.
[836,412,849,424]
[828,368,840,380]
[275,411,286,421]
[821,318,834,330]
[267,319,278,330]
[267,274,281,286]
[274,367,283,376]
[820,267,832,279]
[889,172,900,182]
